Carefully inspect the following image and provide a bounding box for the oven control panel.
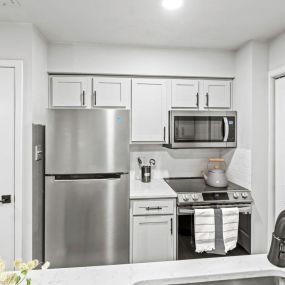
[177,191,253,205]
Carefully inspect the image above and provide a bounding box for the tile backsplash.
[130,145,220,180]
[222,148,252,189]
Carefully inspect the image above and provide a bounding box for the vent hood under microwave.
[164,111,237,149]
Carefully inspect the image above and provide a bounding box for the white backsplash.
[130,145,220,180]
[222,148,252,189]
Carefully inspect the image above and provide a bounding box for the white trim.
[268,65,285,248]
[0,60,23,260]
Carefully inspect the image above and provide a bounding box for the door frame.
[0,60,23,260]
[268,65,285,248]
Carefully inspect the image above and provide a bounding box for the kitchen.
[0,0,285,284]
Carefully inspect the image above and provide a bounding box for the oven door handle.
[178,206,252,215]
[223,117,229,142]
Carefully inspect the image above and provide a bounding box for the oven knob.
[183,195,189,201]
[242,192,249,199]
[192,194,199,201]
[233,192,240,199]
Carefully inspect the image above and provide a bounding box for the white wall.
[0,22,48,261]
[48,43,235,77]
[223,43,253,189]
[32,27,48,124]
[269,31,285,71]
[223,41,269,254]
[251,41,269,253]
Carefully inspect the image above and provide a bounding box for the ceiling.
[1,0,285,50]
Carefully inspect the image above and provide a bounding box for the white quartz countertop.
[130,179,177,199]
[29,254,285,285]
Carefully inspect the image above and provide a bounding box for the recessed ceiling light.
[162,0,184,10]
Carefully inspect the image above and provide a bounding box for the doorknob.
[0,195,11,204]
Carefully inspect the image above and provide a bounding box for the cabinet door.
[132,216,174,263]
[92,77,131,108]
[203,80,231,109]
[50,76,90,108]
[171,79,199,108]
[131,79,167,142]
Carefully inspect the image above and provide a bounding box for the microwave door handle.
[223,117,229,142]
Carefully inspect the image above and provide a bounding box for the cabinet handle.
[163,127,166,142]
[93,90,97,106]
[170,218,173,235]
[206,92,209,107]
[196,92,199,107]
[82,90,86,106]
[146,206,162,211]
[139,221,168,225]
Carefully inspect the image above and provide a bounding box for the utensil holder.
[141,166,151,183]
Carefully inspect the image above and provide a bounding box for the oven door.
[177,204,251,260]
[166,111,237,148]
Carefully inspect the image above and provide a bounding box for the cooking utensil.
[149,159,156,166]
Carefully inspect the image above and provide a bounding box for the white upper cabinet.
[171,79,199,108]
[92,77,131,108]
[131,79,168,143]
[202,80,231,109]
[50,76,91,108]
[132,215,175,263]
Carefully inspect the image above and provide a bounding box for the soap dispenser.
[268,210,285,267]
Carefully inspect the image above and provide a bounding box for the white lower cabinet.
[130,199,176,263]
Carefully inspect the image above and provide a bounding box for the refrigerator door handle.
[53,178,122,182]
[50,173,126,181]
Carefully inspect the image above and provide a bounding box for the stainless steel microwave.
[164,111,237,149]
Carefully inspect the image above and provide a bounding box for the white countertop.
[130,179,177,199]
[29,254,285,285]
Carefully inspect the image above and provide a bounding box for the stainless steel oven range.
[164,177,253,260]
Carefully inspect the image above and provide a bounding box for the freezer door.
[46,109,130,174]
[45,174,130,268]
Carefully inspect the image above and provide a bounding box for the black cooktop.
[164,177,247,193]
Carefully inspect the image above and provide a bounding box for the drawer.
[132,199,175,215]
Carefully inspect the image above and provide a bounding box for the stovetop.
[164,177,247,193]
[164,177,252,206]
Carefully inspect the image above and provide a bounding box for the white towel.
[194,208,215,253]
[221,207,239,253]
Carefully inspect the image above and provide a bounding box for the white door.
[132,216,174,263]
[50,76,90,107]
[131,79,168,142]
[171,79,199,108]
[203,80,231,109]
[275,77,285,219]
[92,77,130,108]
[0,67,15,267]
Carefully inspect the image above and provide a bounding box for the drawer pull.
[146,206,163,211]
[139,221,168,225]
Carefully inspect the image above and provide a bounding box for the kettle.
[268,210,285,267]
[203,158,228,188]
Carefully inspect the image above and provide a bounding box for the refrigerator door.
[46,109,130,174]
[45,174,129,268]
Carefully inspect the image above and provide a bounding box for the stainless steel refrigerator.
[45,109,130,268]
